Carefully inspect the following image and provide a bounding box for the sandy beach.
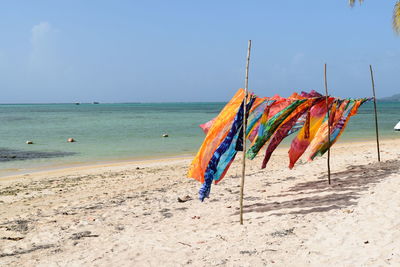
[0,139,399,266]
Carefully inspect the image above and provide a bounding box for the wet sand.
[0,139,399,266]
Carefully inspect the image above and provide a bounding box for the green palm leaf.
[349,1,399,35]
[394,1,400,34]
[349,0,364,8]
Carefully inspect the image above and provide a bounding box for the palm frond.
[349,0,363,7]
[394,1,400,34]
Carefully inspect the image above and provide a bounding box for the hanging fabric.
[246,99,307,160]
[261,97,325,169]
[188,88,369,201]
[188,89,245,183]
[288,97,335,169]
[199,97,255,201]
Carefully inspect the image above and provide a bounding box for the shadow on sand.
[239,160,400,216]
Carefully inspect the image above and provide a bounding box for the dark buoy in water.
[162,133,169,138]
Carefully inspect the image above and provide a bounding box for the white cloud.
[31,22,52,45]
[28,22,63,89]
[29,22,57,62]
[291,53,305,66]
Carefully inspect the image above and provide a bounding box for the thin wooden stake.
[240,40,251,225]
[324,64,331,184]
[369,65,381,162]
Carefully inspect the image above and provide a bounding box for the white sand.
[0,139,399,266]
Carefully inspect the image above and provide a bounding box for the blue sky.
[0,1,399,103]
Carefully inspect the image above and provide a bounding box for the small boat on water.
[395,121,400,131]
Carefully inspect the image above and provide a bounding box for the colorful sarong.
[288,97,334,168]
[199,97,255,201]
[246,99,307,160]
[188,89,245,183]
[262,97,324,168]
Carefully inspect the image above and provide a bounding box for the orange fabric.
[307,100,349,159]
[248,93,306,149]
[188,89,245,183]
[350,100,363,116]
[288,98,334,169]
[331,100,364,142]
[249,97,267,113]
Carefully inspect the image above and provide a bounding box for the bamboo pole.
[324,64,331,184]
[369,65,381,162]
[240,40,251,225]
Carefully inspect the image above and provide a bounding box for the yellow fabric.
[188,89,245,183]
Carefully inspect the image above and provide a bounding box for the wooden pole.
[369,65,381,162]
[240,40,251,225]
[324,64,331,185]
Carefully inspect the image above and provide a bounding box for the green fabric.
[246,99,307,159]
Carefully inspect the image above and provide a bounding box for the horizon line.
[0,101,229,105]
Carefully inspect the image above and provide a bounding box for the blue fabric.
[287,114,306,136]
[236,98,255,152]
[245,100,275,136]
[199,97,255,201]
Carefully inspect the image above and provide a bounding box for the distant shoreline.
[0,100,399,105]
[1,138,397,180]
[0,101,228,105]
[0,154,194,179]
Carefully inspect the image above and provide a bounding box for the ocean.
[1,101,399,175]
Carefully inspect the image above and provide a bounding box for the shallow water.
[0,101,399,174]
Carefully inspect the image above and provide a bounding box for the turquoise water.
[0,101,399,174]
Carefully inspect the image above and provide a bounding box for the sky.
[0,1,399,103]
